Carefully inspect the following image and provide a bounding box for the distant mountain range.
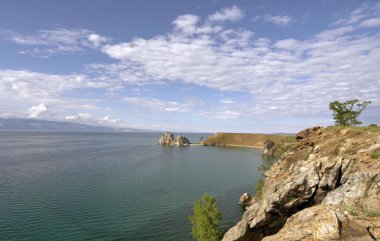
[0,118,153,132]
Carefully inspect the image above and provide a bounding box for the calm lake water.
[0,131,272,241]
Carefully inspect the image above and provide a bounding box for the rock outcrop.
[239,193,254,209]
[172,135,190,146]
[262,205,374,241]
[262,139,276,156]
[158,132,175,145]
[158,132,190,147]
[222,126,380,241]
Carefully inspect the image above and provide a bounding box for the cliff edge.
[223,126,380,241]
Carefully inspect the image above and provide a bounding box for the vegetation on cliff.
[202,133,296,149]
[223,125,380,241]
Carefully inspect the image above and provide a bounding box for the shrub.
[189,193,223,241]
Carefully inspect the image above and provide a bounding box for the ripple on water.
[0,132,267,241]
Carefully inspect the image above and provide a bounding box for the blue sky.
[0,0,379,133]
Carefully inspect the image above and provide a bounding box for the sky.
[0,0,379,133]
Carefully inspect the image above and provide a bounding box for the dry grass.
[202,133,296,148]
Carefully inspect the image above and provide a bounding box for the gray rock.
[158,132,174,145]
[263,139,276,156]
[239,193,253,208]
[262,205,374,241]
[222,126,380,241]
[158,132,190,147]
[172,135,190,146]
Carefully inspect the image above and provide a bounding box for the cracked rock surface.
[222,126,380,241]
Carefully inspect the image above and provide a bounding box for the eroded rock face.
[222,126,380,241]
[239,193,254,209]
[158,132,190,146]
[158,132,174,145]
[262,205,374,241]
[262,139,276,156]
[172,135,190,146]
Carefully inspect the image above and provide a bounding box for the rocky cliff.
[223,126,380,241]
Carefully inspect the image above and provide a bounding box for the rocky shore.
[223,126,380,241]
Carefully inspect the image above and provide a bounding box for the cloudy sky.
[1,0,379,133]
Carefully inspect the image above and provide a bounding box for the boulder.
[239,193,253,208]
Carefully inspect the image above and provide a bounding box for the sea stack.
[158,132,190,147]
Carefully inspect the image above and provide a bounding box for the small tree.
[189,193,222,241]
[329,99,371,126]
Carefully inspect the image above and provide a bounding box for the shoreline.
[190,143,262,149]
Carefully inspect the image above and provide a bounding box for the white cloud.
[103,115,120,124]
[173,14,201,34]
[0,69,99,101]
[254,14,294,26]
[274,38,299,49]
[28,103,47,117]
[220,99,236,104]
[99,3,380,118]
[123,96,189,112]
[87,33,107,47]
[208,6,244,22]
[0,28,108,57]
[65,113,121,126]
[2,4,380,130]
[334,2,370,26]
[202,109,244,119]
[359,17,380,28]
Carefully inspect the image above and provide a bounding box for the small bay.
[0,131,272,241]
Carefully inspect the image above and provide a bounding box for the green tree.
[329,99,371,126]
[189,193,223,241]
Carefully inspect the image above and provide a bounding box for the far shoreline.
[190,143,262,149]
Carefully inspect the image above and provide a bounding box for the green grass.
[273,141,295,157]
[325,125,380,133]
[341,203,360,216]
[255,178,264,200]
[370,149,380,159]
[367,210,380,217]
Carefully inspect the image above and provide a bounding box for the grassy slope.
[202,133,296,148]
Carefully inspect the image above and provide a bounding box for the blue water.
[0,131,270,241]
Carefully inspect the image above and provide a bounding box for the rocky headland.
[158,132,190,147]
[223,126,380,241]
[202,132,296,149]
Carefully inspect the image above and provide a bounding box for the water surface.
[0,131,271,241]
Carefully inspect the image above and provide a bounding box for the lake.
[0,131,272,241]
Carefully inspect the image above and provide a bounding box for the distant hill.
[0,118,152,132]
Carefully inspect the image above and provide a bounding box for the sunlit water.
[0,131,273,241]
